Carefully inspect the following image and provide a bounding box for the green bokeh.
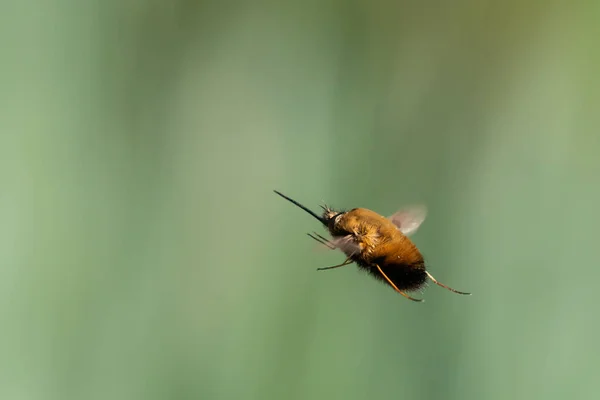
[1,1,599,399]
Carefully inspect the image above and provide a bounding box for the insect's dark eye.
[328,212,348,235]
[333,213,343,224]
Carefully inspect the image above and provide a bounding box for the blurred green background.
[1,1,599,399]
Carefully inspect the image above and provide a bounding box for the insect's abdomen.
[362,235,428,292]
[364,260,427,291]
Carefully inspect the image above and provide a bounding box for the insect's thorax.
[330,208,422,265]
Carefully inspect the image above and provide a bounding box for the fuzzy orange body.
[330,208,428,291]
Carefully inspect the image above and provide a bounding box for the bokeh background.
[2,1,599,399]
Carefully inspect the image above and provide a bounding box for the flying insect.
[274,190,471,302]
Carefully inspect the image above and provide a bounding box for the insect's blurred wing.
[307,233,360,255]
[388,205,427,236]
[330,235,361,256]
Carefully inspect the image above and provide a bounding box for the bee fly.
[274,190,471,302]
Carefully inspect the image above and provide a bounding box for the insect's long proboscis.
[274,190,327,225]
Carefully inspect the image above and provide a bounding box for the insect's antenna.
[425,271,471,295]
[274,190,327,225]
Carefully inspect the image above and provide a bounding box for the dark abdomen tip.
[361,260,428,292]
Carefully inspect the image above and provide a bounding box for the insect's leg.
[425,271,471,295]
[312,232,332,245]
[375,265,424,302]
[307,232,336,249]
[317,257,353,271]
